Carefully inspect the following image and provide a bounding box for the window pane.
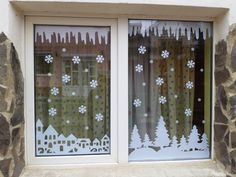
[34,25,111,156]
[128,20,212,161]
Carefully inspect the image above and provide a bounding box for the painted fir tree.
[179,135,188,151]
[130,125,142,149]
[188,125,200,151]
[143,133,153,148]
[154,116,170,149]
[200,133,209,151]
[170,136,179,149]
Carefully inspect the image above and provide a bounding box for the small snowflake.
[142,82,146,86]
[174,94,178,99]
[78,105,87,114]
[62,48,67,52]
[44,55,53,63]
[95,95,99,99]
[138,45,146,54]
[156,77,164,86]
[187,60,195,68]
[133,99,141,107]
[84,68,89,72]
[149,60,154,64]
[161,50,170,59]
[200,68,204,72]
[95,113,104,122]
[170,68,175,72]
[47,73,52,77]
[48,108,57,117]
[96,55,105,63]
[202,120,206,124]
[50,87,59,96]
[144,113,148,117]
[47,99,51,103]
[62,74,71,83]
[198,98,202,102]
[159,96,167,104]
[66,120,70,124]
[176,120,179,124]
[90,80,98,88]
[72,56,81,64]
[184,108,192,117]
[191,47,195,51]
[85,126,89,130]
[185,81,194,89]
[135,64,143,72]
[71,92,76,96]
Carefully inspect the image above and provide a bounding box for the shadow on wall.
[0,32,25,177]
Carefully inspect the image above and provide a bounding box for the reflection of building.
[36,119,110,156]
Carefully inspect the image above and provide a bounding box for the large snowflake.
[159,96,167,104]
[78,105,87,114]
[50,87,59,96]
[48,108,57,117]
[187,60,195,68]
[184,108,192,117]
[62,74,71,83]
[138,45,146,54]
[72,56,81,64]
[161,50,170,59]
[44,55,53,63]
[95,113,104,122]
[185,81,194,89]
[135,64,143,73]
[90,80,98,88]
[96,55,105,63]
[133,99,141,107]
[156,77,164,86]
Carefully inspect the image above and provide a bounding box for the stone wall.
[0,33,24,177]
[214,26,236,177]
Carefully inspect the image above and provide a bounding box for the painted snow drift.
[129,116,210,161]
[36,119,110,156]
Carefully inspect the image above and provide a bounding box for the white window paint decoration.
[34,25,111,157]
[129,20,212,161]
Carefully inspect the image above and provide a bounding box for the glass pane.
[34,25,111,156]
[128,20,212,161]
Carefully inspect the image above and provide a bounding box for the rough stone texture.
[214,26,236,176]
[0,32,24,177]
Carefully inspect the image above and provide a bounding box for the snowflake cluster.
[185,81,194,89]
[96,55,105,63]
[50,87,59,96]
[78,105,87,114]
[156,77,164,86]
[72,56,81,64]
[135,64,143,73]
[44,55,53,63]
[133,99,142,107]
[95,113,104,122]
[159,96,167,104]
[62,74,71,83]
[48,108,57,117]
[138,45,146,54]
[161,50,170,59]
[90,80,98,88]
[187,60,195,68]
[184,108,192,117]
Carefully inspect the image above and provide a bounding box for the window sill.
[20,160,226,177]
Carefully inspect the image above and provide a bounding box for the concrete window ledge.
[20,161,226,177]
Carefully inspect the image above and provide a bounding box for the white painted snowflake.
[96,55,105,63]
[48,108,57,117]
[62,74,71,83]
[187,60,195,68]
[133,99,141,107]
[156,77,164,86]
[161,50,170,59]
[71,92,76,96]
[159,96,167,104]
[50,87,59,96]
[135,64,143,72]
[185,81,194,89]
[200,68,204,72]
[72,56,81,64]
[90,80,98,88]
[95,113,104,122]
[138,45,146,54]
[184,108,192,117]
[191,47,195,51]
[78,105,87,114]
[198,98,202,102]
[44,55,53,63]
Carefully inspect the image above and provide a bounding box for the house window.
[34,25,111,156]
[128,20,212,161]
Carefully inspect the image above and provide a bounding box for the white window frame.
[25,16,122,165]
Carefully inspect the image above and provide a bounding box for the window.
[128,20,212,161]
[26,17,212,165]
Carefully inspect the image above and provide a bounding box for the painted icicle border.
[128,20,212,40]
[35,26,110,44]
